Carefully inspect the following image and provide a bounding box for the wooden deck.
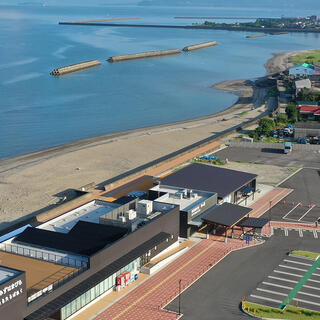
[0,252,76,293]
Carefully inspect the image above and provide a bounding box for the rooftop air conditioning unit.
[125,210,137,220]
[137,200,153,217]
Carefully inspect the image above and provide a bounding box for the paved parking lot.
[165,231,320,319]
[261,168,320,224]
[248,254,320,312]
[214,146,320,168]
[272,227,320,239]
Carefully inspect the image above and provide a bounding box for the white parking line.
[274,270,303,278]
[298,291,320,299]
[282,202,301,219]
[303,284,320,291]
[250,295,282,304]
[268,276,298,284]
[284,228,288,236]
[257,288,287,296]
[284,259,312,267]
[293,297,320,307]
[262,282,293,290]
[314,230,318,239]
[299,229,303,237]
[298,205,315,221]
[311,273,320,277]
[308,278,320,284]
[279,265,307,272]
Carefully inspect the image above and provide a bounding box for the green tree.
[275,114,288,126]
[256,117,275,136]
[286,102,298,123]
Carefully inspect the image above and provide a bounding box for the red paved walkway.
[249,187,293,218]
[94,238,261,320]
[270,221,320,230]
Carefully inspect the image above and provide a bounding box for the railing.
[0,243,88,268]
[27,265,88,304]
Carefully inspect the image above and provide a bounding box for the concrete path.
[94,238,262,320]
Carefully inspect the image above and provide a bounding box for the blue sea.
[1,1,320,159]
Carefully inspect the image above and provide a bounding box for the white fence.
[228,141,320,151]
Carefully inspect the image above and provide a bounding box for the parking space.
[272,227,320,239]
[248,255,320,312]
[260,168,320,224]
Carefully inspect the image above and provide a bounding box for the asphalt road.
[166,234,320,320]
[260,168,320,223]
[214,146,320,168]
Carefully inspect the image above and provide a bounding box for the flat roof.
[15,222,128,256]
[151,185,215,212]
[39,200,120,233]
[160,163,257,198]
[202,203,252,227]
[0,265,20,285]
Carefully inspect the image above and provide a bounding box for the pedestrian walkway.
[249,187,293,218]
[94,238,262,320]
[271,221,320,231]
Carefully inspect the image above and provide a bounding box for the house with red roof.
[297,105,320,120]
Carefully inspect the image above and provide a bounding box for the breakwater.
[59,17,139,24]
[58,22,320,34]
[108,49,181,62]
[246,34,267,38]
[174,16,260,20]
[50,60,101,76]
[183,41,217,51]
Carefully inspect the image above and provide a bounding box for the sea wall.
[182,41,217,51]
[50,60,101,76]
[108,49,181,62]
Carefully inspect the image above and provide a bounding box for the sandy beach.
[0,49,306,231]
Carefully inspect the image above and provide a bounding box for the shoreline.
[0,48,311,228]
[0,49,306,166]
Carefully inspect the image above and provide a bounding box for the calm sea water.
[1,2,320,159]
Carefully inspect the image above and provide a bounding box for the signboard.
[0,279,23,307]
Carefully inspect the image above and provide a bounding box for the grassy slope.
[290,50,320,65]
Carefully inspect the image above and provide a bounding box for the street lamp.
[178,279,182,315]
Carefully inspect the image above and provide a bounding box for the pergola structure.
[201,203,268,240]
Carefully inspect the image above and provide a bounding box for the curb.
[241,303,283,320]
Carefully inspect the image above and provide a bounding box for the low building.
[297,105,320,120]
[149,185,217,238]
[289,63,315,77]
[157,163,257,204]
[294,79,312,95]
[0,197,180,320]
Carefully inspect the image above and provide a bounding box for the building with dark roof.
[0,197,180,320]
[158,163,257,203]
